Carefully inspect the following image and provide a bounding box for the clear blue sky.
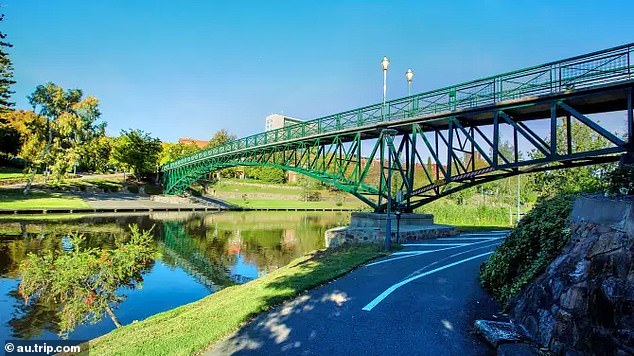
[4,0,634,142]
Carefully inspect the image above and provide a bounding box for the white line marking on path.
[362,251,494,311]
[365,237,503,267]
[401,243,468,247]
[392,251,433,256]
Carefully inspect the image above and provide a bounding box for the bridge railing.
[165,43,634,171]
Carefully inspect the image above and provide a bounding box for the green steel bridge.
[162,43,634,212]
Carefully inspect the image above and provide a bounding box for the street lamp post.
[383,128,398,250]
[405,68,414,96]
[381,56,390,120]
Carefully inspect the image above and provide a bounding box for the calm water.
[0,211,349,342]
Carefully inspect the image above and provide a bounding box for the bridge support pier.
[324,212,456,248]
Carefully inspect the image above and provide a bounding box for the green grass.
[454,225,511,233]
[418,199,520,227]
[89,244,386,355]
[0,167,26,180]
[0,189,89,210]
[215,181,301,195]
[49,178,124,192]
[226,198,367,210]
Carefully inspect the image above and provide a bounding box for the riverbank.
[87,244,385,355]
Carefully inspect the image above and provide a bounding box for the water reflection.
[0,211,348,341]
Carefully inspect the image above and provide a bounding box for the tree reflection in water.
[17,225,157,338]
[0,211,348,339]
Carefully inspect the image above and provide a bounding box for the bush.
[605,165,634,195]
[479,193,576,305]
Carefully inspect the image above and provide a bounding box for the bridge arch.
[162,43,634,212]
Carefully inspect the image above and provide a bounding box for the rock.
[474,320,524,347]
[601,278,625,304]
[496,343,539,356]
[510,196,634,354]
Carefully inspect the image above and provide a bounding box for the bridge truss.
[163,43,634,212]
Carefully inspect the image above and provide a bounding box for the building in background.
[178,137,209,148]
[265,114,304,131]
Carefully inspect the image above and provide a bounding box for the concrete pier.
[325,212,456,248]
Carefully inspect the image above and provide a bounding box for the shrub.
[605,165,634,195]
[479,193,576,305]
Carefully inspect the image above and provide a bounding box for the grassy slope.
[226,198,366,210]
[0,189,89,210]
[214,180,368,210]
[89,244,385,356]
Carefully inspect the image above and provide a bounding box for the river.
[0,211,349,341]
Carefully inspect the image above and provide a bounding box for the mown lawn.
[226,197,367,210]
[0,189,89,210]
[89,244,386,356]
[0,167,25,180]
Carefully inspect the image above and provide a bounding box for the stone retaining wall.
[325,225,456,248]
[510,195,634,355]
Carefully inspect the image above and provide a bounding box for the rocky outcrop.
[510,195,634,355]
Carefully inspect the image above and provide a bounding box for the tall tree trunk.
[104,304,122,328]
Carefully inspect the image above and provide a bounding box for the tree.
[530,121,612,196]
[206,129,237,178]
[0,119,20,156]
[206,129,236,149]
[0,14,15,112]
[159,142,199,166]
[6,110,47,163]
[111,129,162,178]
[79,135,112,173]
[18,226,157,337]
[24,83,104,192]
[244,166,285,183]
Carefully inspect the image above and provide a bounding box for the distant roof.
[178,137,208,148]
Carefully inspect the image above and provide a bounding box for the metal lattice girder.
[163,43,634,212]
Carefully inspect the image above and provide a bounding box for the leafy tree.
[24,83,104,192]
[18,226,157,337]
[206,129,236,149]
[530,121,612,196]
[159,142,199,166]
[0,13,18,156]
[206,129,237,178]
[79,135,112,173]
[244,166,285,183]
[111,129,162,178]
[0,13,15,112]
[0,119,20,156]
[6,110,47,163]
[297,175,322,202]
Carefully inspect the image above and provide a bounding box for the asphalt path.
[208,230,510,356]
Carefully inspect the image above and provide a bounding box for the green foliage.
[605,165,634,195]
[111,129,162,177]
[206,129,236,149]
[158,142,199,166]
[297,175,323,202]
[0,14,16,111]
[26,83,105,181]
[418,199,512,226]
[480,194,576,304]
[18,225,157,337]
[244,166,286,183]
[0,119,20,156]
[530,121,612,196]
[78,135,112,173]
